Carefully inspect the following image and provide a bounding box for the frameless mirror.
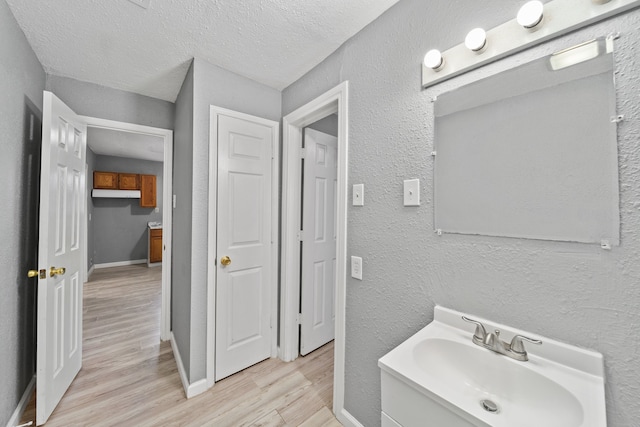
[434,37,620,245]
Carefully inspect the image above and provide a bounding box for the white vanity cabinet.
[381,370,480,427]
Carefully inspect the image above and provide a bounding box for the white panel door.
[300,128,337,356]
[36,92,86,425]
[215,113,274,381]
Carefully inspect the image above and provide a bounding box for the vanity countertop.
[148,221,162,229]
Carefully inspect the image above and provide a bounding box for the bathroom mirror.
[433,37,620,245]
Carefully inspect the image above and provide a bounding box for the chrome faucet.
[462,316,542,361]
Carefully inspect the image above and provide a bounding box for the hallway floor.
[21,264,340,426]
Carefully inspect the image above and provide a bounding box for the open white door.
[300,128,337,356]
[215,112,276,381]
[35,92,86,425]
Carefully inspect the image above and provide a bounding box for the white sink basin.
[379,306,606,427]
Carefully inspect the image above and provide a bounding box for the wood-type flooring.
[20,264,340,427]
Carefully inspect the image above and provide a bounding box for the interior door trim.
[81,116,174,342]
[279,81,349,422]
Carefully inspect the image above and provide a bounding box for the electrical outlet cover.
[353,184,364,206]
[351,256,363,280]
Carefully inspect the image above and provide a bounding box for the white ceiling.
[6,0,400,102]
[88,127,164,162]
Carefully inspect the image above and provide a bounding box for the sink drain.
[481,399,499,413]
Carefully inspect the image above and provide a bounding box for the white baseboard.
[87,265,95,279]
[337,408,365,427]
[94,259,146,269]
[6,375,35,427]
[170,332,208,399]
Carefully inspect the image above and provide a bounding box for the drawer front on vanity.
[381,371,482,427]
[382,412,403,427]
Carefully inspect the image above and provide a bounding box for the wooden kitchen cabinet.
[140,175,156,208]
[93,171,118,189]
[118,173,140,190]
[149,228,163,263]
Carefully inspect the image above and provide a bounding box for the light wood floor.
[21,264,340,427]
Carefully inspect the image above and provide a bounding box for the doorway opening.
[82,117,173,340]
[299,118,338,356]
[280,82,349,422]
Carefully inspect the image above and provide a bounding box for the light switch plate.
[353,184,364,206]
[351,256,363,280]
[404,179,420,206]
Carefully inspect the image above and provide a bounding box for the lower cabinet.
[381,371,480,427]
[149,228,163,264]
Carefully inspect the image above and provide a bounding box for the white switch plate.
[353,184,364,206]
[404,179,420,206]
[351,256,363,280]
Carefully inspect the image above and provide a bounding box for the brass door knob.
[27,270,39,278]
[220,256,231,266]
[49,267,66,277]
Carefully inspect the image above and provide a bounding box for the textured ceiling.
[88,127,164,162]
[6,0,400,102]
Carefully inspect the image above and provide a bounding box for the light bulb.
[424,49,444,70]
[465,28,487,52]
[517,1,544,29]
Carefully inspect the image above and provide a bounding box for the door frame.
[81,116,174,341]
[206,106,280,387]
[280,82,349,419]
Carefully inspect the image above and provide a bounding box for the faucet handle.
[509,335,542,354]
[462,316,487,342]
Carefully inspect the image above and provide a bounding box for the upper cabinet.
[118,173,140,190]
[140,175,157,208]
[93,171,156,208]
[93,171,118,189]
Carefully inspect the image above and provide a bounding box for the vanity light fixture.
[517,1,545,28]
[422,0,639,89]
[424,49,444,70]
[465,28,487,52]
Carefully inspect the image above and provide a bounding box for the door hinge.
[300,148,307,159]
[297,230,304,241]
[297,313,303,325]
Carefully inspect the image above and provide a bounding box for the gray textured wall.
[283,2,640,426]
[91,155,163,265]
[172,61,194,378]
[182,58,282,382]
[308,114,338,137]
[86,147,96,270]
[0,2,45,425]
[45,75,175,130]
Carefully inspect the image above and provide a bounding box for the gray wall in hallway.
[283,2,640,426]
[176,58,281,382]
[0,2,45,425]
[307,113,338,137]
[87,147,96,270]
[172,60,194,378]
[45,75,175,130]
[91,155,163,265]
